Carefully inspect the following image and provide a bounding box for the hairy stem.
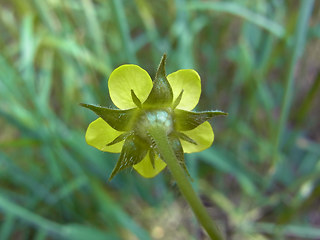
[148,126,223,240]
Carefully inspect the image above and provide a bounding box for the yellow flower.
[81,55,226,180]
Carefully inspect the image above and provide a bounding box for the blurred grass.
[0,0,320,239]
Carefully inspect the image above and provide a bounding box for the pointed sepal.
[176,132,197,145]
[172,90,184,109]
[143,54,173,107]
[149,150,156,169]
[107,132,132,146]
[168,134,191,178]
[80,103,136,131]
[131,90,142,108]
[109,135,148,180]
[174,109,228,131]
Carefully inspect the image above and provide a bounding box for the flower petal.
[133,152,167,178]
[167,69,201,110]
[180,121,214,153]
[108,65,153,109]
[85,118,124,153]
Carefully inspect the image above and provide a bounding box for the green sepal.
[176,131,197,145]
[109,135,148,180]
[172,90,184,109]
[107,132,132,146]
[149,150,155,169]
[168,134,190,178]
[131,89,142,108]
[174,109,228,131]
[143,54,173,108]
[80,103,136,131]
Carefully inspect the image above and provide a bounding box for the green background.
[0,0,320,239]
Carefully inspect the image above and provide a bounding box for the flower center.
[135,109,173,141]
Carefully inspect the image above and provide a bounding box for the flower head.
[81,54,227,180]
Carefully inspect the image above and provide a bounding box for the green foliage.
[0,0,319,239]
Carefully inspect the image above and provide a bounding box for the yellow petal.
[180,121,214,153]
[85,118,124,153]
[133,152,167,178]
[108,65,153,109]
[167,69,201,110]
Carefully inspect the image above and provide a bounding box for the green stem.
[148,127,223,240]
